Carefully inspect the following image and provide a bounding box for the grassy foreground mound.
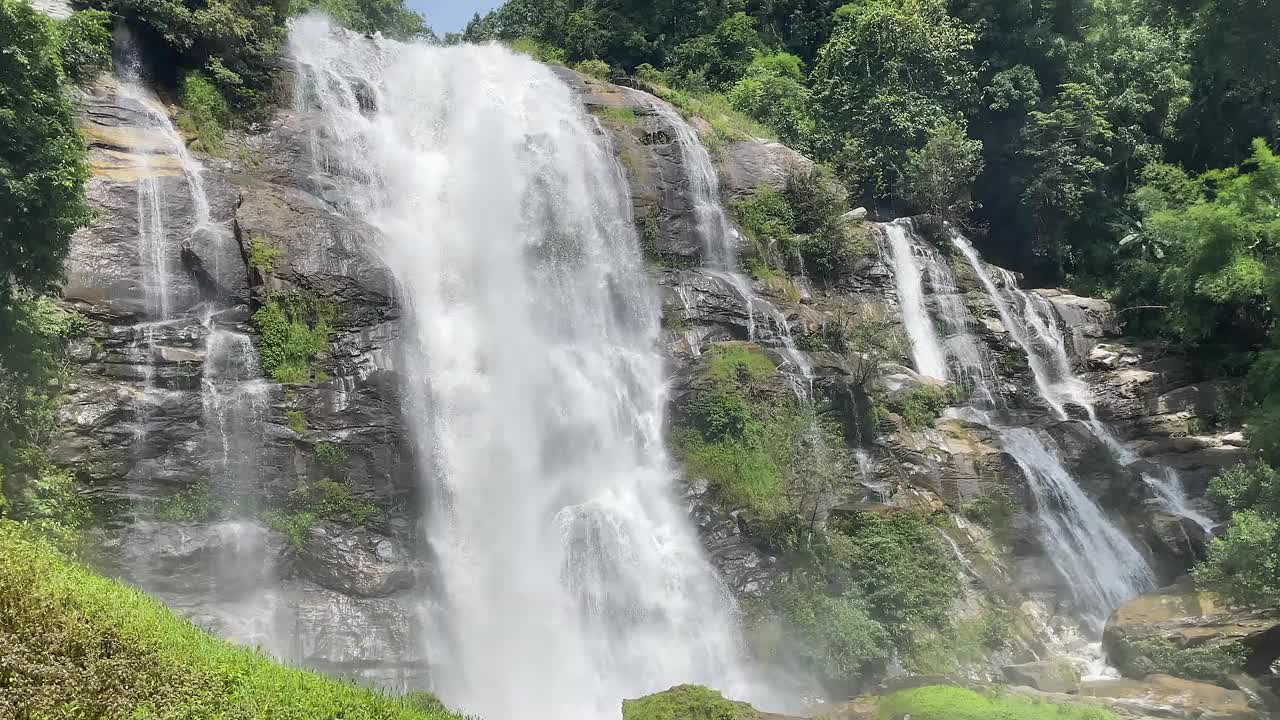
[622,685,756,720]
[876,686,1120,720]
[0,522,463,720]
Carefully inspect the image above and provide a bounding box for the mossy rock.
[622,685,758,720]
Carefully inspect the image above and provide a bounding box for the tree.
[0,0,92,302]
[810,0,977,197]
[727,52,815,148]
[669,11,764,89]
[1194,464,1280,607]
[901,120,984,223]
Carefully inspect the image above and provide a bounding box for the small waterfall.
[1145,468,1216,533]
[288,17,771,718]
[883,220,948,380]
[884,221,1154,627]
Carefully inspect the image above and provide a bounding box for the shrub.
[253,292,334,385]
[762,574,893,682]
[732,187,796,270]
[1193,510,1280,607]
[0,521,463,719]
[314,440,349,466]
[962,493,1019,544]
[177,72,231,155]
[622,684,754,720]
[1206,463,1280,516]
[146,479,225,523]
[885,384,960,430]
[248,237,283,274]
[266,478,379,548]
[510,36,567,64]
[286,410,308,434]
[685,391,753,442]
[727,53,816,149]
[56,9,113,82]
[876,686,1120,720]
[574,58,611,79]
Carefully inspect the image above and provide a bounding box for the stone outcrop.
[1001,659,1084,693]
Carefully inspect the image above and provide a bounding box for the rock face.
[1079,675,1263,720]
[1001,659,1083,693]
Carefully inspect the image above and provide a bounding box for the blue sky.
[410,0,505,35]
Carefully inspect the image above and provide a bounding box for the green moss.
[877,686,1120,720]
[0,521,463,719]
[705,343,776,384]
[252,292,334,385]
[622,685,756,720]
[248,237,283,274]
[264,509,317,549]
[286,410,308,434]
[145,479,225,523]
[962,493,1019,545]
[176,72,230,156]
[1110,635,1247,685]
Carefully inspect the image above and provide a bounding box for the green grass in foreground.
[622,685,756,720]
[0,521,464,720]
[877,686,1120,720]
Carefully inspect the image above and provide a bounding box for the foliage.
[884,384,960,430]
[760,575,893,681]
[177,72,231,155]
[286,410,308,434]
[1194,510,1280,608]
[57,9,114,82]
[590,105,637,125]
[962,493,1018,544]
[783,167,863,280]
[252,292,334,385]
[810,0,977,196]
[876,686,1120,720]
[314,440,350,466]
[727,53,815,148]
[574,58,611,79]
[621,685,754,720]
[291,0,433,39]
[266,478,380,548]
[653,84,775,145]
[899,605,1013,674]
[901,120,984,222]
[511,36,567,64]
[0,0,93,302]
[1110,635,1248,684]
[247,237,283,274]
[0,522,463,719]
[0,299,88,540]
[705,343,777,384]
[1206,463,1280,517]
[732,186,797,270]
[146,479,225,522]
[669,12,764,91]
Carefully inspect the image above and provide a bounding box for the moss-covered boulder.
[621,685,760,720]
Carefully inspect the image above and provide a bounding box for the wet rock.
[1079,675,1262,720]
[1001,659,1084,693]
[718,137,815,200]
[295,523,417,598]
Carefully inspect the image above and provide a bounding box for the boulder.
[1079,675,1262,720]
[295,523,417,598]
[1001,659,1084,693]
[1104,580,1280,679]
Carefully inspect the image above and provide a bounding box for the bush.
[314,440,349,466]
[266,478,380,548]
[885,384,960,430]
[727,53,815,149]
[510,36,567,64]
[621,684,754,720]
[574,58,611,79]
[763,574,893,682]
[876,686,1120,720]
[962,493,1019,544]
[253,292,334,385]
[248,237,283,274]
[732,187,796,270]
[286,410,308,434]
[0,521,462,719]
[146,479,225,522]
[177,72,231,155]
[1206,463,1280,516]
[1193,510,1280,607]
[56,9,113,82]
[705,342,777,384]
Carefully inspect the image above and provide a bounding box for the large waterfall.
[287,17,765,719]
[882,222,1154,628]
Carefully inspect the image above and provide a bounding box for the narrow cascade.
[114,31,278,651]
[883,220,948,380]
[883,220,1153,627]
[949,232,1214,531]
[648,103,815,395]
[287,17,770,719]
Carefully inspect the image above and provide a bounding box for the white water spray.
[883,220,949,380]
[288,17,770,719]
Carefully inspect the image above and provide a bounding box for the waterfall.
[112,29,279,653]
[883,220,948,380]
[287,17,768,719]
[882,221,1153,627]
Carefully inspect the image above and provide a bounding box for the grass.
[176,72,229,156]
[705,342,777,384]
[286,410,308,434]
[649,83,774,147]
[876,686,1120,720]
[622,685,756,720]
[591,105,639,125]
[265,478,381,549]
[0,521,463,720]
[882,384,961,430]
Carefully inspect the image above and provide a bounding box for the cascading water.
[883,220,948,380]
[288,17,771,718]
[112,29,280,654]
[882,222,1154,629]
